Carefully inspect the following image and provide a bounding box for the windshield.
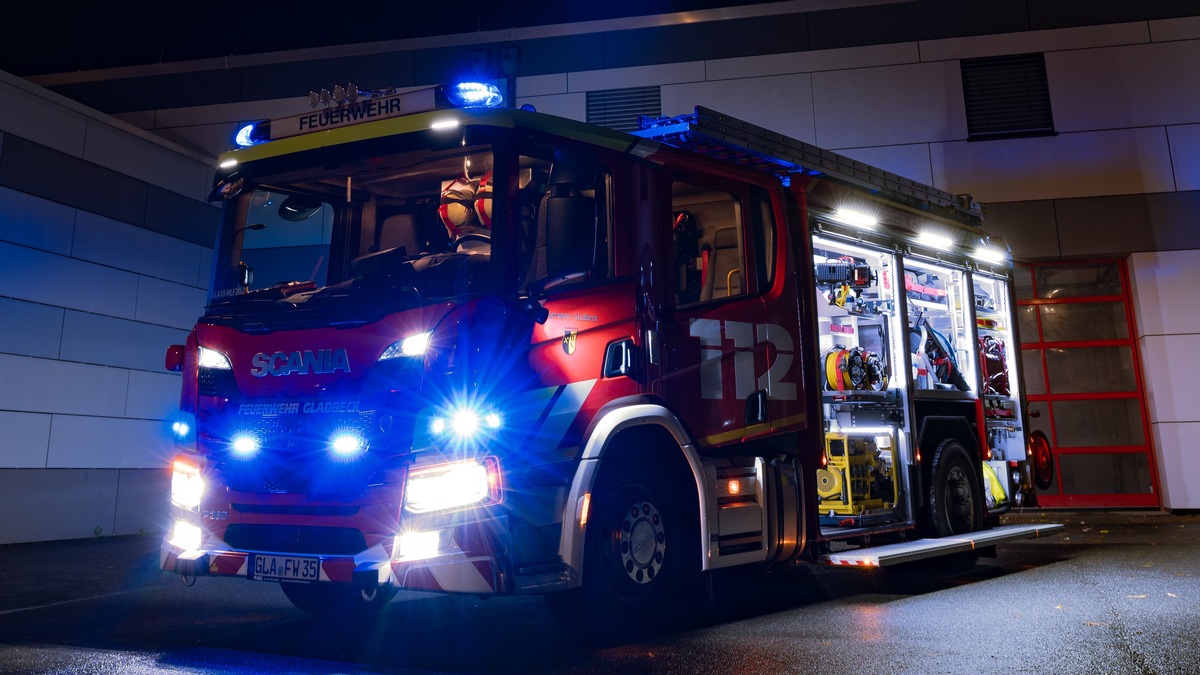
[210,189,334,300]
[209,144,532,308]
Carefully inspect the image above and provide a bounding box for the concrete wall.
[1129,250,1200,510]
[0,70,218,544]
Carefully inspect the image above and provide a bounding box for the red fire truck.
[162,82,1060,625]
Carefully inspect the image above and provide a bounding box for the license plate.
[249,554,320,582]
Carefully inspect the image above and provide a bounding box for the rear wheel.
[280,581,396,617]
[921,439,983,538]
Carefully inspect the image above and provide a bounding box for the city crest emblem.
[562,330,578,355]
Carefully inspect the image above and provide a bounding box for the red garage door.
[1015,260,1158,508]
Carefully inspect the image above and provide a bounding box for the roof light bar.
[446,82,504,108]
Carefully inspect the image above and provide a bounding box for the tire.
[547,459,700,639]
[921,439,983,538]
[280,581,396,617]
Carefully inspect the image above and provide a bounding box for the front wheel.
[547,461,699,638]
[280,581,396,617]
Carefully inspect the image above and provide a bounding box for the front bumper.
[161,519,507,595]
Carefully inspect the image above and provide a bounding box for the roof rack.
[634,106,983,227]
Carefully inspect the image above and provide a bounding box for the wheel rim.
[617,500,665,586]
[943,464,975,534]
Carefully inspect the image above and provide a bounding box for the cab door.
[654,172,782,449]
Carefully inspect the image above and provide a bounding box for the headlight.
[380,331,432,360]
[198,346,232,369]
[404,457,502,514]
[168,519,203,550]
[171,459,204,510]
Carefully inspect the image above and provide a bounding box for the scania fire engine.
[162,81,1060,625]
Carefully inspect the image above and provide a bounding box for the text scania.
[250,349,351,377]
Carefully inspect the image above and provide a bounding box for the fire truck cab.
[162,83,1059,625]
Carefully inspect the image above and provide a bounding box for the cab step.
[817,523,1065,567]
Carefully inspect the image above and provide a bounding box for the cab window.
[670,180,750,306]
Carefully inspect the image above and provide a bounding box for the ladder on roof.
[633,106,984,227]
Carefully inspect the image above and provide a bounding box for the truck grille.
[236,410,379,451]
[218,410,382,497]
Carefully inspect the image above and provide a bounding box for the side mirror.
[544,195,597,280]
[237,261,254,291]
[165,345,185,372]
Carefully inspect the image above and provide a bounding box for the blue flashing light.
[447,82,504,109]
[230,435,261,457]
[172,421,190,439]
[330,433,366,458]
[234,123,257,147]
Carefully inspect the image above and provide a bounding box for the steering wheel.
[454,233,492,251]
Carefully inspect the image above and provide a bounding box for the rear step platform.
[818,523,1065,567]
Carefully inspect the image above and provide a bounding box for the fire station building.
[0,2,1197,543]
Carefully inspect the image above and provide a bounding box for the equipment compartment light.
[831,208,878,229]
[446,82,504,108]
[404,457,503,514]
[972,245,1006,264]
[918,232,954,251]
[171,459,204,510]
[380,331,432,360]
[198,346,233,370]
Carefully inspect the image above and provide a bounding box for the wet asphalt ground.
[0,510,1197,674]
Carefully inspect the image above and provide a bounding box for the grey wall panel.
[807,1,1030,51]
[0,297,64,360]
[0,185,77,255]
[113,469,167,536]
[241,53,415,102]
[0,136,148,227]
[143,186,220,249]
[602,16,810,71]
[0,137,217,247]
[0,411,52,469]
[49,69,245,116]
[1028,1,1200,31]
[59,311,189,371]
[0,469,120,544]
[984,200,1061,261]
[1053,191,1200,257]
[412,45,491,92]
[988,191,1200,261]
[508,35,606,78]
[72,211,208,287]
